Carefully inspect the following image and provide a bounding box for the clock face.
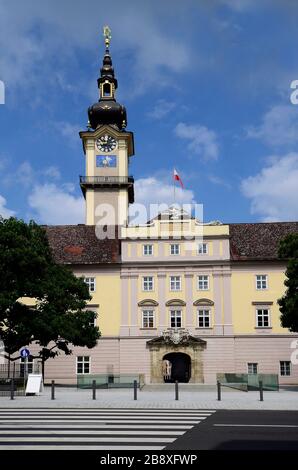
[96,134,117,153]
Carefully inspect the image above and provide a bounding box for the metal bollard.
[259,380,263,402]
[92,380,96,400]
[51,380,55,400]
[10,379,14,400]
[133,380,138,400]
[217,381,221,401]
[175,380,179,401]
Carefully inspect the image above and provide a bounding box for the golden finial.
[103,25,112,51]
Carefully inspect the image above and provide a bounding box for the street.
[166,410,298,450]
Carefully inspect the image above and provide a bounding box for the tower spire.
[87,26,127,130]
[103,25,112,53]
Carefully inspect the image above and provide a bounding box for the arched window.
[103,83,111,97]
[138,300,158,329]
[193,299,214,328]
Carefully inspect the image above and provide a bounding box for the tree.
[278,233,298,332]
[0,217,100,378]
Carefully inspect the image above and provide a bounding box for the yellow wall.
[74,271,121,336]
[231,268,287,334]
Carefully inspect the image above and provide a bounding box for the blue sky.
[0,0,298,225]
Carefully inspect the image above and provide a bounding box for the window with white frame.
[280,361,291,376]
[198,275,209,290]
[142,276,154,291]
[197,309,211,328]
[170,244,180,255]
[20,357,34,376]
[198,243,208,254]
[256,308,270,327]
[76,356,90,374]
[170,310,182,328]
[170,276,181,291]
[143,244,153,256]
[142,310,155,328]
[247,363,258,375]
[256,275,268,290]
[84,277,96,293]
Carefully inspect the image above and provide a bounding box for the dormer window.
[103,82,111,97]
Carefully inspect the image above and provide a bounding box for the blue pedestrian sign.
[20,348,30,358]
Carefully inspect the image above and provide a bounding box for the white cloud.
[129,176,196,224]
[208,174,231,189]
[0,1,192,98]
[42,166,61,180]
[174,122,219,161]
[3,161,61,188]
[247,105,298,148]
[28,183,84,225]
[0,195,15,218]
[54,121,82,146]
[219,0,257,11]
[147,100,176,120]
[241,153,298,221]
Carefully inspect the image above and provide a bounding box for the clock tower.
[79,27,135,227]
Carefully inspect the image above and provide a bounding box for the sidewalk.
[1,385,298,410]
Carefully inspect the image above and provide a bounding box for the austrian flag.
[173,168,184,188]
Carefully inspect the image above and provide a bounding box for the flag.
[173,168,184,188]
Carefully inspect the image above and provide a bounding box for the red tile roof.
[45,225,119,265]
[229,222,298,260]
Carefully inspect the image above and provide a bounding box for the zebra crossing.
[0,408,215,450]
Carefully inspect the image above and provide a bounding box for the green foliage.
[278,233,298,332]
[0,217,100,364]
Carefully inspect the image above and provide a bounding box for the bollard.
[175,380,179,401]
[217,381,221,401]
[259,380,263,402]
[133,380,138,401]
[10,379,14,401]
[92,380,96,400]
[51,380,55,400]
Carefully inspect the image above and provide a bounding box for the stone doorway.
[163,352,191,383]
[147,334,206,383]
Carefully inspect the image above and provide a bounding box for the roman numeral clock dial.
[96,134,117,153]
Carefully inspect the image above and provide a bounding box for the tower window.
[103,83,111,96]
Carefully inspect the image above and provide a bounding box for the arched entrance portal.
[163,352,191,383]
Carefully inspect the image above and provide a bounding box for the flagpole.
[173,169,176,204]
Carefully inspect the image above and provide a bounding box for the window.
[198,243,208,254]
[198,309,210,328]
[103,82,111,96]
[280,361,291,376]
[198,275,209,290]
[256,308,270,327]
[20,357,34,377]
[76,356,90,374]
[84,277,96,293]
[170,276,181,291]
[142,276,154,291]
[170,310,182,328]
[247,363,258,375]
[143,244,153,256]
[256,275,268,290]
[170,244,180,255]
[142,310,154,328]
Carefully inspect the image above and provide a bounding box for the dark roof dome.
[87,35,127,131]
[88,100,127,130]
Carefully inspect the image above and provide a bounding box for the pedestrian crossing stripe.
[0,408,215,450]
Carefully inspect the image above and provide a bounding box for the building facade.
[31,35,298,385]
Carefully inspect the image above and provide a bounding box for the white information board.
[25,374,43,395]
